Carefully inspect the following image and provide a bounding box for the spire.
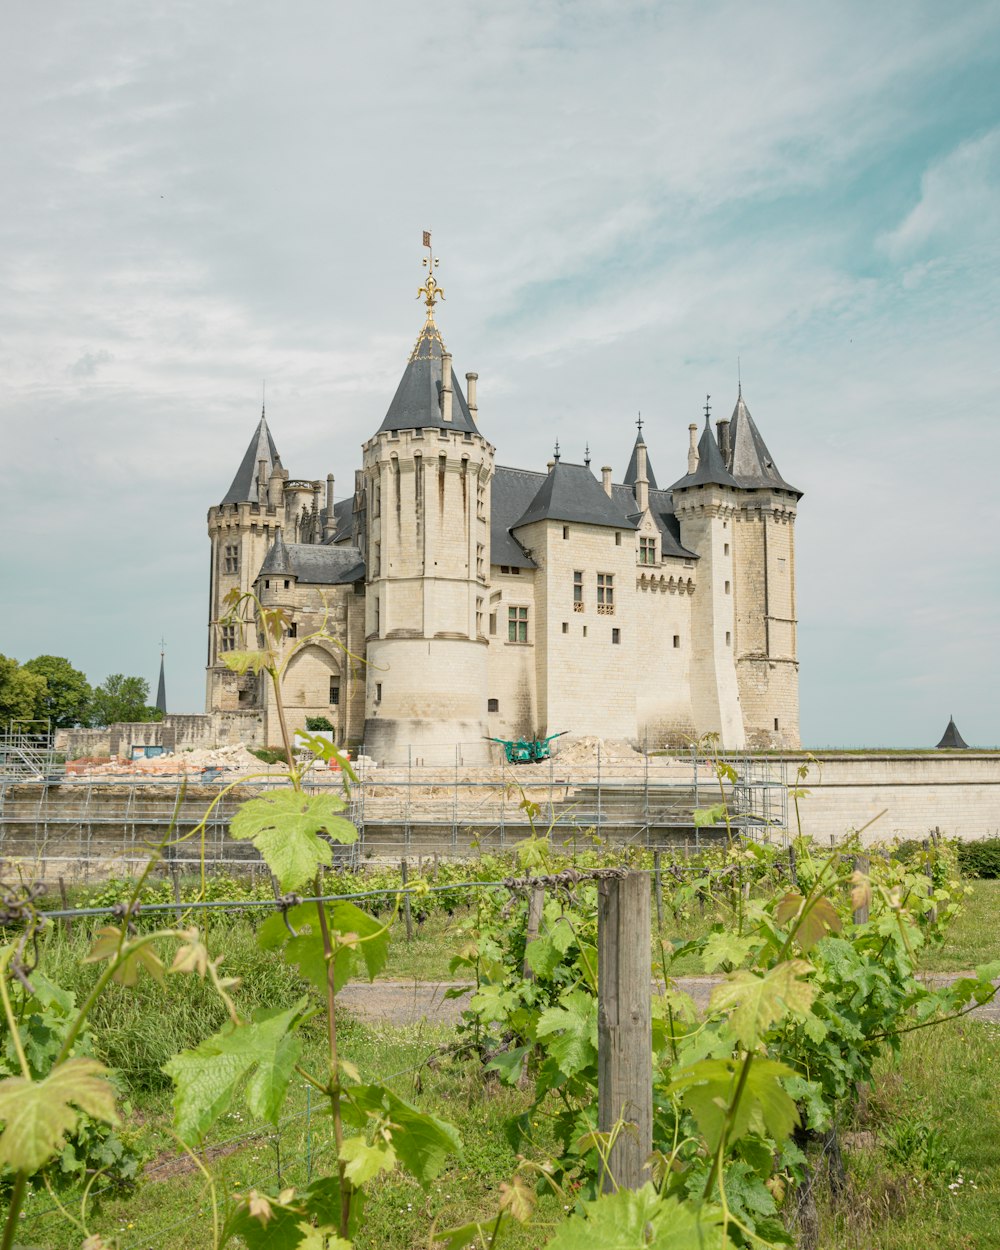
[155,640,166,716]
[726,389,801,495]
[221,408,280,505]
[670,406,739,491]
[260,526,294,578]
[624,429,659,490]
[376,237,478,436]
[936,716,969,749]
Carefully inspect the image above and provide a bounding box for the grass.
[919,879,1000,972]
[817,1017,1000,1249]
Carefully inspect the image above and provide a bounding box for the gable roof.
[221,409,280,504]
[624,434,658,490]
[511,460,637,531]
[376,319,478,435]
[671,418,739,491]
[727,390,801,496]
[259,532,365,585]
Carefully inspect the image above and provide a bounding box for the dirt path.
[340,973,1000,1028]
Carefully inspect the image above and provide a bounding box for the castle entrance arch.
[282,643,343,740]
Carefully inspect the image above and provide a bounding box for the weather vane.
[417,229,445,320]
[636,412,643,437]
[584,442,591,467]
[554,439,561,462]
[703,394,711,422]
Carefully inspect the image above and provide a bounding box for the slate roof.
[376,320,478,435]
[936,717,970,749]
[727,390,801,496]
[624,434,658,490]
[155,655,166,715]
[325,496,355,546]
[670,418,740,491]
[511,461,637,531]
[221,410,280,504]
[259,532,365,585]
[491,467,542,567]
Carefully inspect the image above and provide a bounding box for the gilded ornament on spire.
[417,229,445,320]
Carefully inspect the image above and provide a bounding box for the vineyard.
[2,598,999,1249]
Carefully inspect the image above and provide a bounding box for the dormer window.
[639,537,656,565]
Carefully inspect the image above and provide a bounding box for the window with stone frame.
[477,544,485,580]
[597,572,615,614]
[330,678,341,706]
[639,536,656,565]
[477,479,486,519]
[223,544,239,574]
[476,597,484,637]
[220,624,237,652]
[573,570,584,611]
[508,605,529,643]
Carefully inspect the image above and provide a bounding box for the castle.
[206,255,801,762]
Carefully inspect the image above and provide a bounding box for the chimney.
[546,458,555,473]
[257,458,268,501]
[601,465,613,497]
[687,424,699,475]
[268,460,285,507]
[465,371,478,421]
[716,419,731,464]
[441,352,453,422]
[311,482,323,542]
[635,444,649,513]
[324,473,336,539]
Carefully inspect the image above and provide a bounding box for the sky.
[1,0,998,748]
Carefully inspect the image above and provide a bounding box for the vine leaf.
[221,650,273,676]
[667,1057,799,1154]
[437,1220,503,1250]
[84,928,165,987]
[774,893,842,952]
[258,902,389,993]
[535,989,599,1078]
[709,960,816,1049]
[231,791,356,890]
[347,1085,461,1188]
[0,1058,119,1173]
[693,804,728,829]
[546,1183,725,1249]
[164,1000,307,1144]
[499,1173,536,1223]
[340,1134,397,1186]
[702,930,756,973]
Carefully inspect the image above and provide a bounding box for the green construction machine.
[486,731,567,765]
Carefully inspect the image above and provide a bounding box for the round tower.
[362,247,495,764]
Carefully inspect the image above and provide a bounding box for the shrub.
[305,716,334,732]
[251,746,287,764]
[956,838,1000,879]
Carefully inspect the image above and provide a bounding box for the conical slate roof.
[512,461,635,531]
[935,717,969,749]
[259,527,293,578]
[727,390,801,495]
[376,320,477,435]
[624,433,658,491]
[671,418,739,491]
[221,409,280,504]
[155,655,166,715]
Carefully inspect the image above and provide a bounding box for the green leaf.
[524,934,561,978]
[222,649,273,675]
[230,791,355,890]
[85,927,166,987]
[536,989,599,1078]
[437,1220,498,1250]
[709,960,816,1049]
[702,931,756,973]
[485,1046,530,1086]
[0,1058,119,1174]
[546,1184,725,1249]
[340,1134,397,1185]
[774,893,842,952]
[347,1085,461,1187]
[667,1057,799,1154]
[164,1001,306,1144]
[693,804,728,829]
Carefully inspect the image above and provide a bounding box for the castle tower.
[361,243,495,764]
[205,407,285,711]
[723,388,802,748]
[671,403,745,749]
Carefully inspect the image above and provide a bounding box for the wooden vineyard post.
[597,871,653,1193]
[401,858,413,943]
[852,854,870,925]
[58,877,73,937]
[522,882,545,980]
[653,851,664,933]
[923,839,937,923]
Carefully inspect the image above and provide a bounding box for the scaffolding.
[0,747,789,879]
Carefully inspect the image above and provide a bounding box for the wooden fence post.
[653,851,664,933]
[58,877,73,937]
[401,858,413,943]
[522,883,545,981]
[923,839,937,923]
[852,854,870,925]
[598,871,652,1193]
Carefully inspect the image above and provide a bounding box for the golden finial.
[417,229,445,320]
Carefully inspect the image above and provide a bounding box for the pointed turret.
[624,431,658,491]
[936,717,969,749]
[376,320,478,435]
[671,417,739,491]
[155,652,166,716]
[259,526,293,578]
[221,408,280,504]
[726,388,801,495]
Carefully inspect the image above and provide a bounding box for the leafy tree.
[0,654,47,729]
[22,656,92,729]
[89,674,163,726]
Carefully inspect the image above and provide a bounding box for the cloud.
[68,348,114,377]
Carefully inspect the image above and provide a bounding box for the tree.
[0,654,47,729]
[23,656,92,729]
[89,674,163,726]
